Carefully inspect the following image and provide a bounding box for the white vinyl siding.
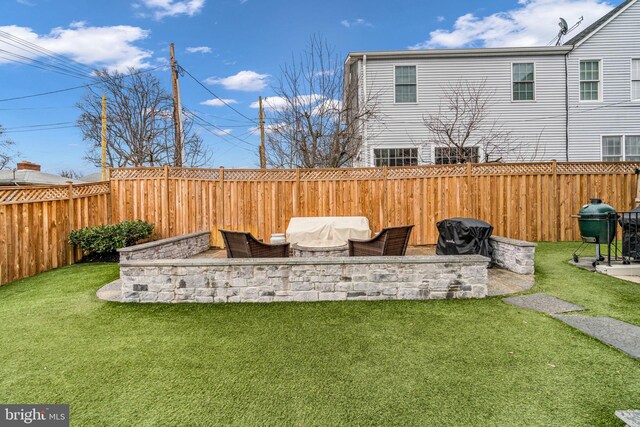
[395,66,417,103]
[632,59,640,100]
[362,54,567,165]
[580,60,601,101]
[567,0,640,161]
[512,63,535,101]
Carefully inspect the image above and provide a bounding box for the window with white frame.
[374,148,418,166]
[395,66,417,103]
[512,63,535,101]
[602,135,640,161]
[580,60,600,101]
[632,59,640,101]
[434,147,479,165]
[602,136,622,161]
[626,136,640,161]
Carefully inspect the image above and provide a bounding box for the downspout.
[362,55,368,166]
[564,51,571,162]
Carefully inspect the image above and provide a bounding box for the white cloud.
[0,23,152,71]
[205,70,269,92]
[341,18,373,28]
[16,0,35,6]
[437,16,445,22]
[138,0,205,19]
[410,0,614,49]
[200,98,237,107]
[186,46,211,54]
[212,129,233,136]
[249,96,287,110]
[249,95,323,111]
[249,94,341,116]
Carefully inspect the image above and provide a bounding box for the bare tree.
[265,35,378,168]
[77,68,211,168]
[59,169,82,179]
[424,80,541,164]
[0,126,17,170]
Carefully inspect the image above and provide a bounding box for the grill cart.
[573,198,617,267]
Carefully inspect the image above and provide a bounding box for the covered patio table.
[286,216,371,246]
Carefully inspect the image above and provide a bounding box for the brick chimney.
[16,161,41,171]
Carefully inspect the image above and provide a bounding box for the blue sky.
[0,0,618,175]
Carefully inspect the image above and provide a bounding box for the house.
[0,161,83,186]
[344,0,640,166]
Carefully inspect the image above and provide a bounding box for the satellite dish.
[552,16,583,46]
[559,18,569,34]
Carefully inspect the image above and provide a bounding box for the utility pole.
[170,43,184,167]
[259,96,266,168]
[101,94,107,181]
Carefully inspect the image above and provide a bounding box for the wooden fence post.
[466,162,473,217]
[383,166,388,227]
[162,165,170,238]
[296,167,301,216]
[106,168,113,225]
[66,183,75,265]
[552,160,559,242]
[219,167,225,231]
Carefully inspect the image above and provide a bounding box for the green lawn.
[0,243,639,426]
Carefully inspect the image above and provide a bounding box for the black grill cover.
[436,217,493,258]
[618,206,640,229]
[619,206,640,259]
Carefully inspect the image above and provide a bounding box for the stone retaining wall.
[120,255,490,303]
[118,231,210,262]
[490,236,536,275]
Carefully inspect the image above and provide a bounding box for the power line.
[0,65,165,102]
[179,66,258,124]
[0,29,96,77]
[3,121,74,130]
[0,50,90,80]
[183,107,256,152]
[3,125,77,134]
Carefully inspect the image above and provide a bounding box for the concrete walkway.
[502,293,586,313]
[502,293,640,360]
[552,315,640,359]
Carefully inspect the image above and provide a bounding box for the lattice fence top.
[223,169,298,181]
[472,162,554,176]
[109,161,640,182]
[170,168,221,180]
[72,182,110,197]
[557,162,640,175]
[110,168,165,179]
[0,182,109,204]
[388,164,467,178]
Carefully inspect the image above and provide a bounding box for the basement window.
[603,135,640,162]
[374,148,418,167]
[434,147,479,164]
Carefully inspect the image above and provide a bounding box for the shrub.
[69,220,154,257]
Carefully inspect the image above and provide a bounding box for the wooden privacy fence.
[109,162,640,249]
[0,182,110,286]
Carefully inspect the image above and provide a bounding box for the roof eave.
[346,46,573,61]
